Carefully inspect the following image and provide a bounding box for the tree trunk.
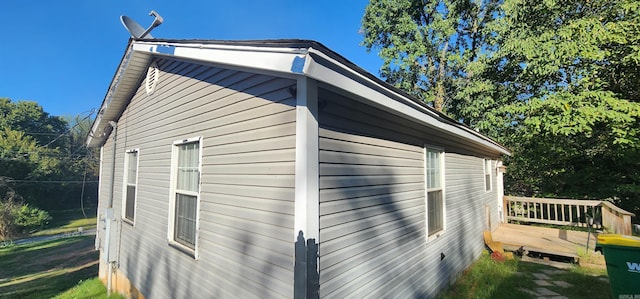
[435,41,449,112]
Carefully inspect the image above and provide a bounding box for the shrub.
[14,203,51,232]
[0,188,51,240]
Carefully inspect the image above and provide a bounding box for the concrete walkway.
[1,227,96,247]
[517,268,608,299]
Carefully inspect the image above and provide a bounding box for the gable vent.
[145,62,159,94]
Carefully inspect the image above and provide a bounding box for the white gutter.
[87,39,509,155]
[303,48,510,155]
[87,42,137,148]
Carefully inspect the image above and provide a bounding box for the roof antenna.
[120,10,164,39]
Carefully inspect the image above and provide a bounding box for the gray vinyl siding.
[96,137,121,262]
[101,58,297,298]
[318,88,498,298]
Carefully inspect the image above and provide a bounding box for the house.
[87,38,511,298]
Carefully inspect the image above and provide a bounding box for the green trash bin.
[597,234,640,299]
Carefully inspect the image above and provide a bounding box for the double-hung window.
[425,147,444,238]
[168,137,202,252]
[484,159,492,192]
[123,149,139,223]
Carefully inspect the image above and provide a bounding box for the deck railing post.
[623,214,632,235]
[578,205,582,226]
[502,196,633,233]
[503,196,508,223]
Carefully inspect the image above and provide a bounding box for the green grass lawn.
[31,208,97,237]
[53,278,124,299]
[0,209,124,299]
[0,208,123,298]
[0,236,100,298]
[438,251,611,299]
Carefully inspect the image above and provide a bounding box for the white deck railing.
[503,196,635,235]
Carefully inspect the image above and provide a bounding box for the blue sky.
[0,1,382,118]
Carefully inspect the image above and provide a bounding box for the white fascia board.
[304,48,511,156]
[87,41,310,148]
[131,41,310,76]
[87,44,141,148]
[86,114,103,147]
[88,39,508,155]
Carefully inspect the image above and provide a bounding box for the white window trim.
[424,145,446,242]
[484,158,493,192]
[122,148,140,226]
[167,136,203,258]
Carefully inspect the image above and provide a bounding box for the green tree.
[487,0,640,214]
[0,99,98,211]
[0,98,68,148]
[361,0,501,114]
[361,0,640,215]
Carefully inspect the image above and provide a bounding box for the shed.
[88,38,511,298]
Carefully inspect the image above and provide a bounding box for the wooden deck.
[492,223,598,259]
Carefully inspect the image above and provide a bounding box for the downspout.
[108,121,118,208]
[106,121,117,296]
[497,161,505,224]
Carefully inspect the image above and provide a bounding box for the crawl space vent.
[145,62,159,94]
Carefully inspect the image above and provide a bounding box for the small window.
[425,147,444,237]
[168,138,201,253]
[484,159,492,192]
[123,149,139,223]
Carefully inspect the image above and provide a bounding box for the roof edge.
[86,38,511,156]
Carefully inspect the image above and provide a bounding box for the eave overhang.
[86,39,510,156]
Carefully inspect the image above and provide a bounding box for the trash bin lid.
[597,234,640,247]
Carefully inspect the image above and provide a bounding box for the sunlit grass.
[31,208,97,237]
[53,278,125,299]
[0,236,100,298]
[438,251,611,299]
[0,237,83,255]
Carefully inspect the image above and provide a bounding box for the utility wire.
[20,132,63,136]
[80,158,89,219]
[43,109,96,148]
[0,151,94,158]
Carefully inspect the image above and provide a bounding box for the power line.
[0,150,94,157]
[2,108,97,138]
[0,155,94,162]
[21,132,63,136]
[43,109,97,148]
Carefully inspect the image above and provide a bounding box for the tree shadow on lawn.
[0,236,99,298]
[485,260,611,299]
[47,209,97,227]
[439,255,612,299]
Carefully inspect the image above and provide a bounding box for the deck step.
[521,255,576,269]
[524,246,579,264]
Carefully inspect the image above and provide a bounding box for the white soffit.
[87,45,153,148]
